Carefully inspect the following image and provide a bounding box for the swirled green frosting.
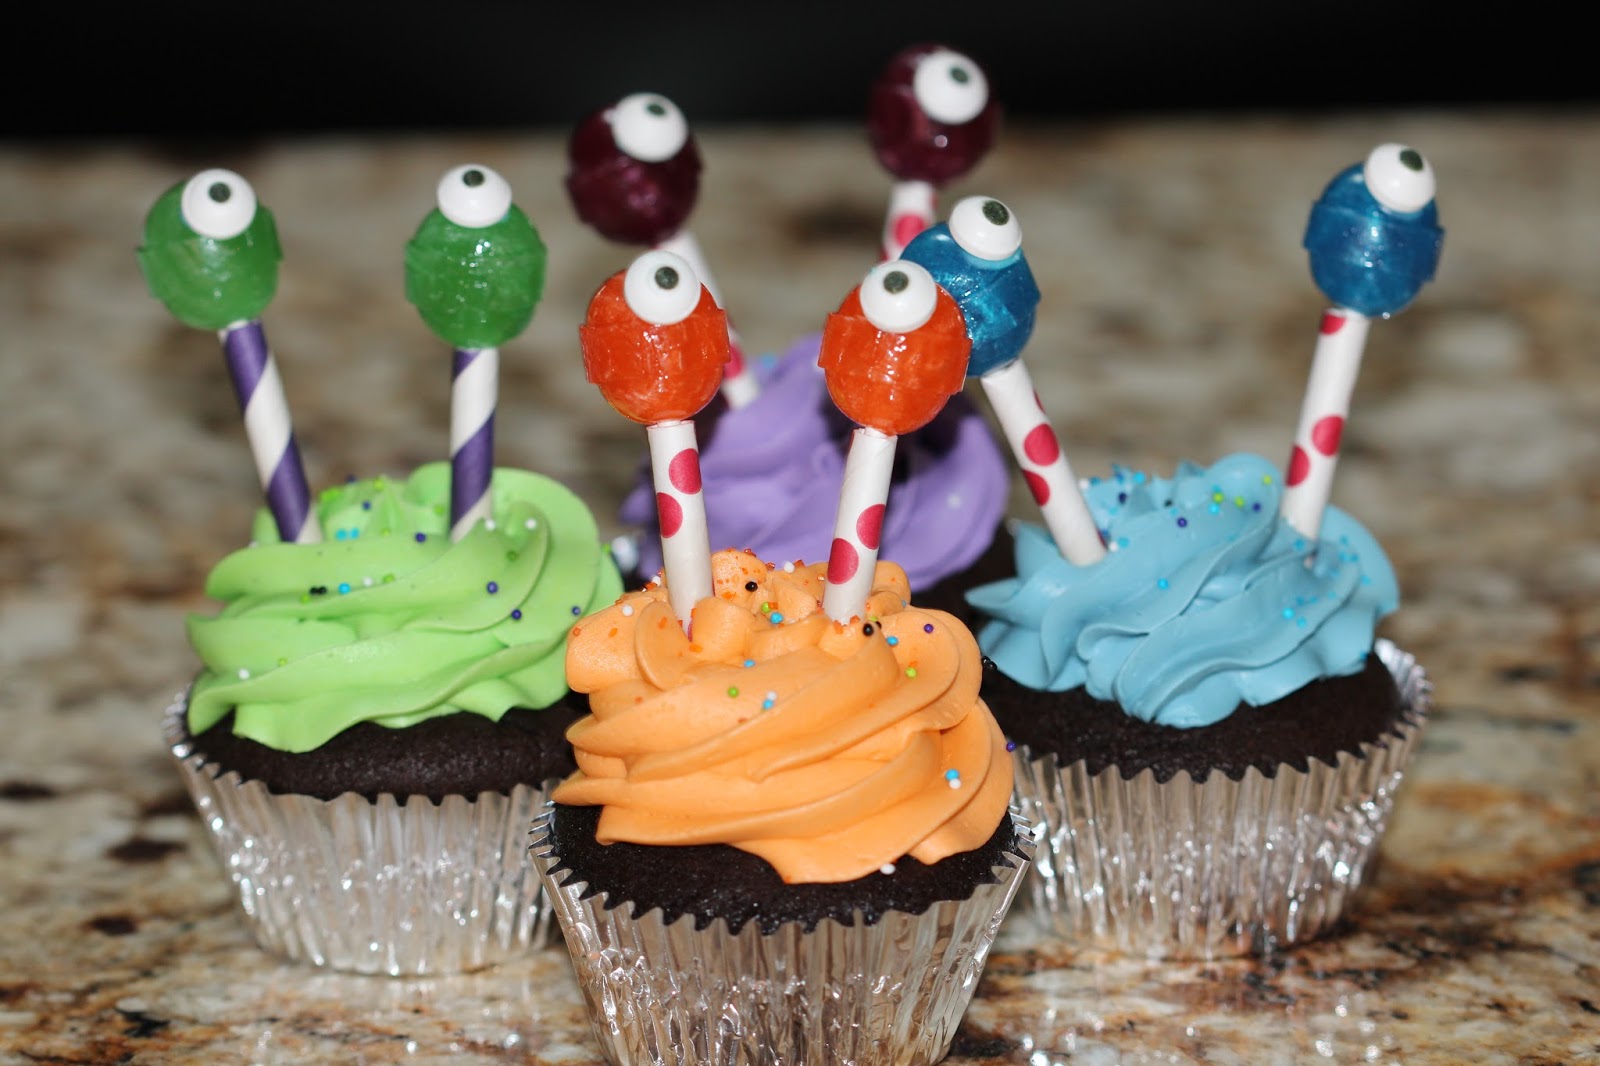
[186,463,623,752]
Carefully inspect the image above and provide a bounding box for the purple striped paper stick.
[450,346,498,539]
[221,321,320,544]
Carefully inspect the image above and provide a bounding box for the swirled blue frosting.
[967,453,1398,728]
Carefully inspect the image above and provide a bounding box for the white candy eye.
[859,260,938,333]
[436,164,513,228]
[1362,143,1435,214]
[180,168,257,240]
[948,195,1021,260]
[623,249,701,325]
[608,93,689,163]
[912,49,988,125]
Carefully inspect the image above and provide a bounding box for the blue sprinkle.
[744,659,755,668]
[345,474,358,483]
[943,768,960,781]
[361,500,372,510]
[1117,492,1127,503]
[1252,502,1262,512]
[1208,503,1221,514]
[335,529,347,541]
[1281,607,1295,619]
[1132,472,1146,483]
[571,605,582,616]
[415,532,427,543]
[1296,617,1308,628]
[511,609,523,621]
[486,581,499,594]
[1293,538,1306,552]
[886,636,899,646]
[1005,740,1017,752]
[761,698,775,710]
[337,582,351,594]
[1177,517,1188,528]
[770,612,785,624]
[350,529,359,539]
[1157,578,1169,590]
[1116,536,1130,549]
[923,623,935,633]
[1088,476,1102,485]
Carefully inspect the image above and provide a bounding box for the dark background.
[4,3,1577,140]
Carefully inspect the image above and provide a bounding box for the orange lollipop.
[817,261,971,621]
[581,250,728,626]
[581,250,728,424]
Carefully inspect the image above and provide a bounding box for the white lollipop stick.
[1280,308,1370,543]
[881,179,935,261]
[646,418,712,628]
[449,345,498,541]
[981,359,1104,565]
[655,230,759,409]
[822,427,897,622]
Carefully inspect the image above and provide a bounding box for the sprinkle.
[923,623,934,633]
[1132,472,1146,483]
[1177,517,1188,528]
[744,580,759,592]
[1293,538,1307,552]
[1262,474,1274,485]
[1208,503,1221,514]
[744,659,755,668]
[1252,502,1262,512]
[1116,536,1130,549]
[1297,617,1308,628]
[382,573,395,583]
[363,577,374,587]
[299,593,311,603]
[621,604,635,617]
[486,581,499,594]
[337,582,351,594]
[485,519,497,531]
[238,668,250,679]
[946,492,962,509]
[1234,496,1246,508]
[1282,607,1295,619]
[879,863,896,875]
[862,623,875,636]
[1117,492,1127,503]
[1157,578,1170,589]
[335,529,348,541]
[511,609,523,621]
[944,769,961,789]
[415,532,427,543]
[1005,740,1017,752]
[727,687,740,698]
[762,691,776,710]
[770,612,785,624]
[1212,490,1224,502]
[309,586,328,596]
[277,657,288,667]
[886,636,899,646]
[760,601,772,614]
[525,518,538,529]
[571,605,582,616]
[361,500,372,510]
[905,667,918,678]
[783,561,795,573]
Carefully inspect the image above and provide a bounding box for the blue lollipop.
[1282,144,1444,542]
[903,197,1105,564]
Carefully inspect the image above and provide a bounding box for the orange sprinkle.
[608,627,618,638]
[721,590,735,600]
[571,627,582,637]
[657,617,669,629]
[689,643,702,653]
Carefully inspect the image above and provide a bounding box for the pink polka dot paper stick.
[880,180,936,261]
[1283,144,1444,542]
[655,230,759,408]
[646,419,712,623]
[980,360,1105,565]
[817,259,973,623]
[579,249,729,629]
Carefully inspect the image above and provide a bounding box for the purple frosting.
[620,334,1010,590]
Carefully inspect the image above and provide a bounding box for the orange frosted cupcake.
[531,549,1033,1066]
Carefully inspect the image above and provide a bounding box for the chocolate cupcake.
[167,464,622,974]
[968,454,1428,958]
[532,550,1034,1064]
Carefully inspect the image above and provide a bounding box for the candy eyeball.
[608,93,689,163]
[912,48,989,126]
[948,195,1021,260]
[623,249,701,325]
[436,164,513,228]
[859,260,938,333]
[1363,143,1435,214]
[180,169,257,240]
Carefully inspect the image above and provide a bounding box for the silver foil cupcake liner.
[531,809,1039,1066]
[1011,640,1430,959]
[164,693,557,976]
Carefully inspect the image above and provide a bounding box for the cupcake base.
[532,807,1037,1065]
[996,641,1429,959]
[165,694,573,975]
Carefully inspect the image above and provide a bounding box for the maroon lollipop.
[566,93,757,407]
[867,44,1000,260]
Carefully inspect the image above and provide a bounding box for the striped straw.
[221,321,320,544]
[450,346,498,540]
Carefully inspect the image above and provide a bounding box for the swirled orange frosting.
[554,549,1013,884]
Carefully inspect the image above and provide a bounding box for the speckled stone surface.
[4,114,1599,1064]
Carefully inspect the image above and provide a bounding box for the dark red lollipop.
[867,43,1000,186]
[566,92,703,246]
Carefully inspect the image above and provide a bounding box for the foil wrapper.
[1011,640,1430,959]
[532,811,1038,1066]
[163,693,556,975]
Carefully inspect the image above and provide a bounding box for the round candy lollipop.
[817,260,971,621]
[1283,143,1444,542]
[404,163,547,541]
[580,249,729,627]
[902,195,1106,564]
[867,44,1000,261]
[567,92,758,408]
[137,168,320,544]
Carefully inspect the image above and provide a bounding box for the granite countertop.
[3,113,1598,1064]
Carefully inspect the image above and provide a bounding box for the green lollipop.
[137,168,281,330]
[404,164,547,349]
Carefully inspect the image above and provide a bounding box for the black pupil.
[646,101,666,117]
[883,270,909,294]
[655,266,679,289]
[744,581,758,591]
[462,169,485,188]
[982,200,1009,225]
[208,182,231,204]
[1399,148,1423,172]
[950,65,970,85]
